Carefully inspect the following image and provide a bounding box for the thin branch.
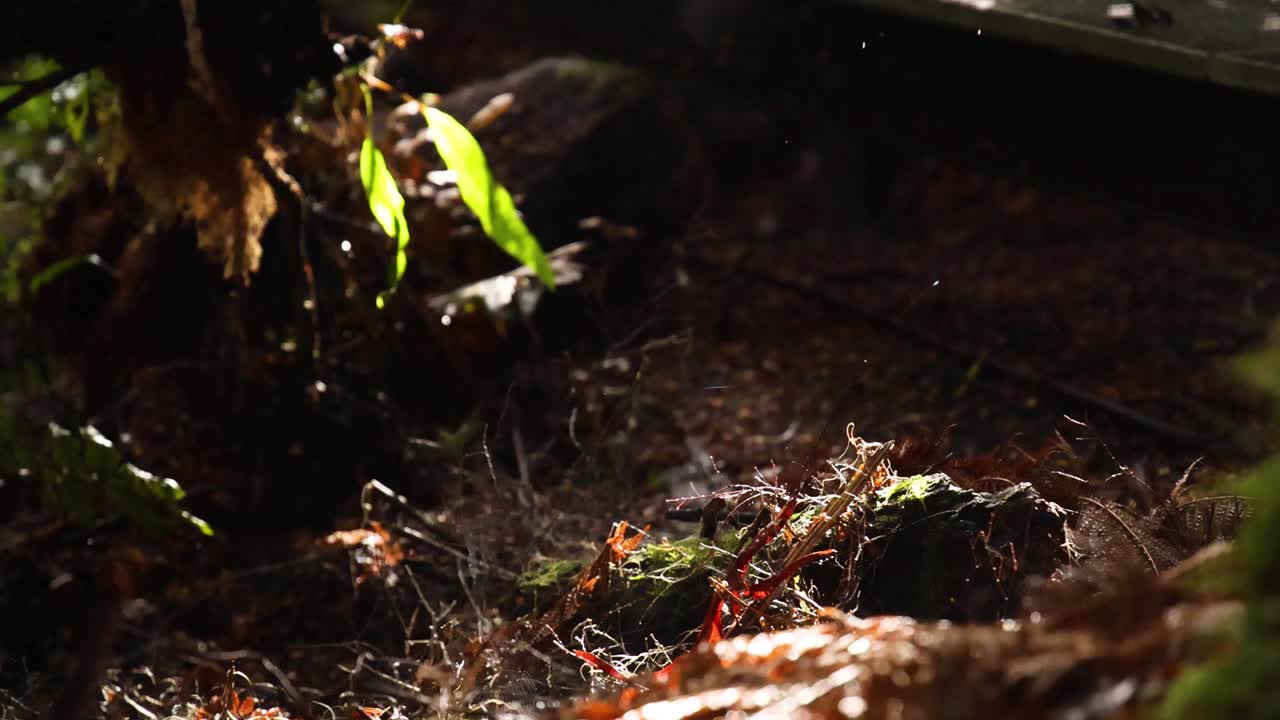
[192,649,305,706]
[347,655,437,705]
[0,67,83,117]
[395,524,517,580]
[728,442,893,634]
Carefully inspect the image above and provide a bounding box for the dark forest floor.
[3,4,1279,719]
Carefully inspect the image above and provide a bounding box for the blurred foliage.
[26,251,102,296]
[0,406,212,537]
[0,57,199,542]
[1160,327,1280,719]
[1,55,110,304]
[1232,334,1280,413]
[319,0,406,31]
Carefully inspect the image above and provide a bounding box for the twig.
[0,67,83,118]
[0,688,38,718]
[297,199,321,369]
[665,507,758,524]
[395,525,517,580]
[403,566,456,665]
[119,692,159,720]
[361,480,464,545]
[728,442,893,634]
[567,406,584,453]
[348,655,437,705]
[780,441,894,567]
[481,424,500,491]
[511,419,534,509]
[457,559,493,635]
[190,649,305,706]
[179,0,220,111]
[361,480,515,577]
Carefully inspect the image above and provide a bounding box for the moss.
[868,474,962,533]
[785,503,825,538]
[621,532,741,585]
[548,57,648,101]
[516,556,585,613]
[604,533,743,646]
[879,474,951,504]
[519,557,584,592]
[1161,457,1280,719]
[860,473,1065,620]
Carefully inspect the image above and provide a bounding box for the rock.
[529,473,1065,652]
[855,474,1067,621]
[530,531,745,652]
[608,532,745,647]
[388,56,705,294]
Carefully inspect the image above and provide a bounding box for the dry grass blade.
[782,441,894,569]
[728,441,894,634]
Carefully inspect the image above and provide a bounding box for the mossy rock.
[566,473,1064,646]
[391,57,704,276]
[600,531,744,648]
[857,473,1067,621]
[517,556,586,613]
[592,507,845,648]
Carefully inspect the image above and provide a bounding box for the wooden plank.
[846,0,1280,94]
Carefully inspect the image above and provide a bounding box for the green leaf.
[123,463,186,504]
[359,84,411,308]
[181,510,215,536]
[393,0,414,23]
[64,76,90,143]
[2,57,60,127]
[81,424,123,477]
[30,421,214,537]
[28,252,103,296]
[421,104,555,289]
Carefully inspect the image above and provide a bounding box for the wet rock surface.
[856,474,1067,621]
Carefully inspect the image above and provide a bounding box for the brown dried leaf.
[323,522,404,584]
[572,602,1225,720]
[105,42,278,284]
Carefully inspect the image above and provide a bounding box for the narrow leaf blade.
[360,135,411,307]
[422,105,555,288]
